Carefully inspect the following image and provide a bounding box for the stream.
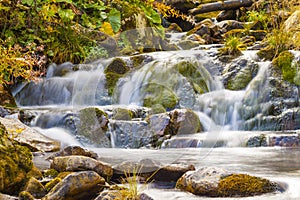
[12,45,300,199]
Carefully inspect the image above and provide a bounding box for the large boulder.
[169,109,202,135]
[176,167,280,197]
[0,117,60,152]
[50,156,113,181]
[77,107,110,147]
[42,171,105,200]
[176,167,232,197]
[0,122,33,195]
[222,57,259,90]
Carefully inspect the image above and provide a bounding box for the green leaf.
[58,8,75,22]
[56,0,73,4]
[143,6,161,25]
[108,8,121,33]
[21,0,34,6]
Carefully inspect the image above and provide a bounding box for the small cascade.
[14,61,110,106]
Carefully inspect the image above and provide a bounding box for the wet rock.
[151,163,195,183]
[176,167,233,196]
[22,177,46,198]
[161,137,200,148]
[42,171,105,200]
[222,58,259,90]
[269,134,300,147]
[0,117,61,152]
[217,174,277,197]
[177,167,279,197]
[148,112,171,137]
[0,122,33,195]
[112,159,161,181]
[0,106,15,118]
[246,134,267,147]
[109,120,151,148]
[50,156,113,180]
[77,107,110,147]
[243,107,300,131]
[112,107,134,120]
[169,109,202,135]
[0,84,17,107]
[47,145,98,160]
[18,191,35,200]
[46,62,74,78]
[104,58,130,95]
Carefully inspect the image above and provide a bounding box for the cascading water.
[11,45,300,199]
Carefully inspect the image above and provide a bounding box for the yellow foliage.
[100,22,115,36]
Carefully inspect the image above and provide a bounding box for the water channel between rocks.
[13,47,300,199]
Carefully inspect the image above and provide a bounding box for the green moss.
[143,83,178,110]
[150,104,166,114]
[105,58,130,95]
[113,108,134,120]
[19,191,35,200]
[26,166,43,180]
[175,60,209,94]
[45,177,62,192]
[43,169,59,179]
[218,174,276,197]
[272,51,296,83]
[0,122,33,195]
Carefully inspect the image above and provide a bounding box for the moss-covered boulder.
[0,84,17,107]
[176,167,280,197]
[112,107,134,120]
[22,177,46,198]
[0,122,33,195]
[42,171,105,200]
[222,58,259,90]
[217,174,277,197]
[105,58,130,95]
[272,51,297,84]
[77,107,110,147]
[0,117,61,152]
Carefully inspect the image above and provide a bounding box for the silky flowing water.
[13,47,300,199]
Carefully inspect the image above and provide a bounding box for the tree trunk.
[189,0,254,15]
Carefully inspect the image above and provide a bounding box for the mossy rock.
[45,177,62,192]
[143,83,178,110]
[149,104,166,114]
[105,58,130,95]
[226,64,259,90]
[113,107,134,120]
[43,169,59,179]
[78,107,110,146]
[218,174,277,197]
[0,122,33,195]
[175,60,209,94]
[19,191,35,200]
[272,51,296,84]
[257,46,276,60]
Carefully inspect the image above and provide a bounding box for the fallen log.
[189,0,254,15]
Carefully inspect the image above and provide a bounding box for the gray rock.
[0,117,60,152]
